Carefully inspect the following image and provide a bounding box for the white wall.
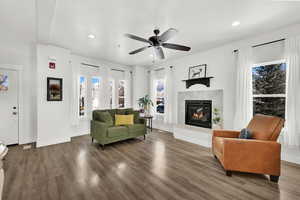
[148,22,300,130]
[151,46,236,129]
[36,45,72,147]
[132,66,149,110]
[0,41,37,144]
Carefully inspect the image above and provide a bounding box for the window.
[109,80,114,109]
[118,80,125,108]
[79,76,86,117]
[252,61,286,119]
[91,77,100,110]
[155,79,165,114]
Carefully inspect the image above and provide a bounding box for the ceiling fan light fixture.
[88,34,96,39]
[232,21,240,27]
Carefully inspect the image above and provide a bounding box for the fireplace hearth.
[185,100,212,128]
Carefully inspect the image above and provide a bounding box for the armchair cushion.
[126,124,146,134]
[96,111,113,126]
[107,126,128,138]
[247,114,284,141]
[132,110,141,124]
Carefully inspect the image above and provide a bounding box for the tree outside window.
[252,61,286,119]
[118,80,125,108]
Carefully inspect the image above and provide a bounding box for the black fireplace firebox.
[185,100,212,128]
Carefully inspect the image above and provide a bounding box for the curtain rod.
[233,38,285,53]
[111,68,125,72]
[81,63,100,68]
[155,67,165,72]
[252,38,285,48]
[147,66,173,73]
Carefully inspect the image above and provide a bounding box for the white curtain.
[164,66,173,124]
[125,70,132,108]
[233,47,253,130]
[284,37,300,146]
[70,60,80,126]
[149,70,155,116]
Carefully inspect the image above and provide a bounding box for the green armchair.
[91,108,147,149]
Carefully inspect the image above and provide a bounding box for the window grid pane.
[252,62,286,119]
[92,77,100,110]
[118,80,125,108]
[79,76,86,117]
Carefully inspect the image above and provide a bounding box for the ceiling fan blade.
[124,33,151,44]
[129,46,151,55]
[159,28,178,42]
[162,43,191,51]
[154,47,165,59]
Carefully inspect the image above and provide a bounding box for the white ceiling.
[0,0,36,44]
[2,0,300,66]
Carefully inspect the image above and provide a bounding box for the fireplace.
[185,100,212,128]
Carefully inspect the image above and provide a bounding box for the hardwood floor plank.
[3,130,300,200]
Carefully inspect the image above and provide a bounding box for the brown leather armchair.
[212,114,284,182]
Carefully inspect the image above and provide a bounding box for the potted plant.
[138,95,154,116]
[212,108,222,129]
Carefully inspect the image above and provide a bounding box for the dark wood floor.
[3,130,300,200]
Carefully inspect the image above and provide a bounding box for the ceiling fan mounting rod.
[154,29,160,35]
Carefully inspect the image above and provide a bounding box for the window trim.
[252,59,286,69]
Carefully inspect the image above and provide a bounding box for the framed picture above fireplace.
[188,64,207,79]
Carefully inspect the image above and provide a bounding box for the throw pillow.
[115,114,134,126]
[98,111,113,126]
[239,128,252,139]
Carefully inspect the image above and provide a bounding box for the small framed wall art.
[47,77,63,101]
[0,73,8,91]
[188,64,207,79]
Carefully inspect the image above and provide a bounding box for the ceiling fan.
[125,28,191,59]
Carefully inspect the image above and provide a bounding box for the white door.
[0,69,18,145]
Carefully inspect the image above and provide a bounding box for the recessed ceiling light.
[232,21,240,27]
[88,34,96,39]
[150,54,154,57]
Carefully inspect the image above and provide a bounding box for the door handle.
[12,112,18,115]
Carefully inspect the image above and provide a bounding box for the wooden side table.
[140,115,153,132]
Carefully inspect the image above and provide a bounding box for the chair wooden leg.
[92,137,94,143]
[270,175,279,183]
[144,135,146,140]
[226,171,232,177]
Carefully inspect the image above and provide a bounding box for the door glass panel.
[79,76,86,117]
[91,77,100,110]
